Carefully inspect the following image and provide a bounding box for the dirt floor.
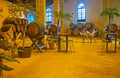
[2,37,120,78]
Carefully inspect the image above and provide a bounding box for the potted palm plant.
[17,20,32,58]
[0,52,19,78]
[0,39,19,78]
[54,10,72,33]
[100,7,120,32]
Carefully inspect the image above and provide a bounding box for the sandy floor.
[2,37,120,78]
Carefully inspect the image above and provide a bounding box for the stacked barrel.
[66,22,77,35]
[66,22,94,36]
[73,23,83,36]
[106,23,118,33]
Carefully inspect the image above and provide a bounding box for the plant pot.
[48,42,55,49]
[18,47,32,58]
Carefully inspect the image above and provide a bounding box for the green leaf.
[0,53,20,64]
[0,40,9,47]
[0,63,14,71]
[100,7,120,18]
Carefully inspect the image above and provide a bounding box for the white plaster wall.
[112,0,120,26]
[64,0,103,29]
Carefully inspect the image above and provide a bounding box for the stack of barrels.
[66,22,94,36]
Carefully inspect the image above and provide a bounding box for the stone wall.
[0,0,9,28]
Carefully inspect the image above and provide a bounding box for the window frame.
[46,8,52,23]
[77,3,86,22]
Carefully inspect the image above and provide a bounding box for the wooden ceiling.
[7,0,53,7]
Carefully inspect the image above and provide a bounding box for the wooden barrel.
[51,24,57,32]
[1,24,16,39]
[1,24,16,33]
[77,23,83,31]
[69,22,77,29]
[2,17,17,26]
[2,17,17,32]
[85,22,94,31]
[27,22,45,37]
[77,23,83,28]
[109,24,117,31]
[66,28,72,35]
[73,28,80,36]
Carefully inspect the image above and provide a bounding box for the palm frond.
[101,7,120,16]
[100,7,120,24]
[0,53,20,63]
[54,10,72,21]
[0,63,14,71]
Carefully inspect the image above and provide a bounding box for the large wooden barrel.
[106,24,118,33]
[77,23,83,28]
[2,17,17,26]
[69,22,77,29]
[1,24,16,32]
[77,23,83,31]
[27,22,45,37]
[73,28,80,36]
[2,18,28,33]
[2,17,17,32]
[66,28,72,35]
[1,24,16,40]
[109,24,117,32]
[50,24,57,32]
[85,22,94,31]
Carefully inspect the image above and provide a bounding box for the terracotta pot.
[48,42,55,49]
[18,47,32,58]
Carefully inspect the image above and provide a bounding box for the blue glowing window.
[46,8,52,23]
[77,3,86,22]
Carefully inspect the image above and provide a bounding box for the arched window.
[77,3,86,22]
[46,8,52,23]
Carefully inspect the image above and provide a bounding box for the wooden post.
[59,0,64,33]
[53,0,65,33]
[53,0,59,25]
[36,0,46,43]
[36,0,46,25]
